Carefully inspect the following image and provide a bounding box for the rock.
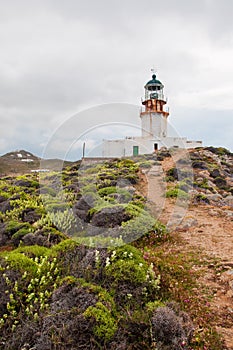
[22,232,48,247]
[91,206,131,228]
[180,217,198,229]
[21,208,42,224]
[213,177,227,189]
[225,210,233,218]
[190,152,203,160]
[156,150,171,160]
[64,184,79,193]
[14,179,33,187]
[208,209,221,217]
[210,168,221,178]
[193,193,210,204]
[0,223,8,245]
[220,270,233,296]
[74,208,89,221]
[198,170,211,178]
[192,160,209,170]
[226,290,233,298]
[74,194,96,211]
[51,282,97,313]
[223,195,233,207]
[73,193,97,221]
[205,193,223,203]
[166,167,178,180]
[0,199,12,213]
[0,196,7,203]
[121,185,135,194]
[108,193,128,203]
[196,177,205,184]
[189,190,199,196]
[207,179,216,188]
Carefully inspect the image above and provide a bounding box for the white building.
[103,73,202,157]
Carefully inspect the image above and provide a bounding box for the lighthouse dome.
[145,74,164,91]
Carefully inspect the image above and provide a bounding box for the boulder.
[21,227,64,247]
[205,193,223,203]
[14,179,32,187]
[73,193,97,221]
[223,195,233,207]
[91,206,131,228]
[0,223,8,246]
[0,195,7,203]
[21,208,42,224]
[74,194,96,211]
[192,160,209,170]
[51,282,97,313]
[0,199,12,213]
[210,168,221,178]
[179,217,198,230]
[22,232,48,247]
[213,177,227,189]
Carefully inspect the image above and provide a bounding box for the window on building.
[154,143,158,151]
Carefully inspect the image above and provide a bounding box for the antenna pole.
[82,142,86,159]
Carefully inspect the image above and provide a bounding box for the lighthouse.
[102,71,202,157]
[140,74,169,139]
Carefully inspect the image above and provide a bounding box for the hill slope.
[0,147,232,349]
[0,150,75,175]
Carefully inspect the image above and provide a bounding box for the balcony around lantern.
[142,92,165,104]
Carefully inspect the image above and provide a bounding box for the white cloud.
[0,0,232,157]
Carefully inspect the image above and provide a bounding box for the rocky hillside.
[0,150,74,176]
[0,147,232,349]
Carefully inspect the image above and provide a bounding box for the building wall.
[103,137,202,157]
[141,113,167,138]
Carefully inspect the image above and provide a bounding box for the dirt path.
[142,160,233,349]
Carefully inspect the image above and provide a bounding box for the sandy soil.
[139,158,233,349]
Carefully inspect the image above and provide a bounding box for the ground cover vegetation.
[0,147,232,349]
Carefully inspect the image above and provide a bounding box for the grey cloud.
[0,0,232,156]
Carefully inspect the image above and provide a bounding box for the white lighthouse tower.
[102,71,202,157]
[140,73,169,142]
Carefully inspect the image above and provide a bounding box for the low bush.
[166,188,189,199]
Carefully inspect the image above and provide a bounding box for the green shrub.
[138,161,152,169]
[0,252,61,332]
[0,191,10,200]
[198,178,211,190]
[98,186,131,202]
[50,239,79,256]
[106,245,159,287]
[14,245,50,258]
[0,252,37,275]
[166,167,178,181]
[121,211,156,242]
[40,186,57,197]
[84,302,117,341]
[165,188,189,199]
[97,186,116,196]
[5,221,31,235]
[124,203,143,217]
[106,259,149,284]
[11,226,33,245]
[46,202,69,212]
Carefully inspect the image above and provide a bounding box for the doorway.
[133,145,139,156]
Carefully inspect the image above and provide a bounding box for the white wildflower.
[105,257,110,267]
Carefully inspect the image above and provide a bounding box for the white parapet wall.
[102,136,202,157]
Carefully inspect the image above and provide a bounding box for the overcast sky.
[0,0,233,159]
